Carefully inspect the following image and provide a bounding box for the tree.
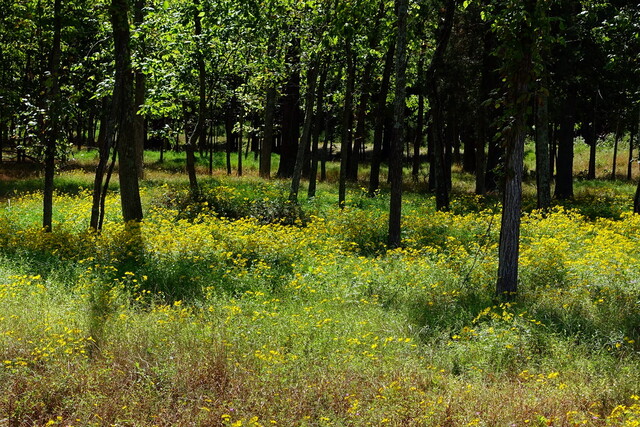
[111,0,143,223]
[492,0,536,298]
[43,0,62,231]
[388,0,409,248]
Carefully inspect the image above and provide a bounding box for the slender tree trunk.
[413,50,425,179]
[225,100,235,175]
[586,99,597,179]
[43,0,62,231]
[388,0,408,248]
[133,0,145,179]
[290,63,318,202]
[339,39,355,208]
[277,40,301,178]
[554,95,575,199]
[430,91,449,211]
[535,72,551,209]
[260,86,277,178]
[368,42,395,196]
[611,119,621,180]
[237,113,243,177]
[308,62,328,198]
[495,0,535,299]
[424,0,456,211]
[184,125,198,192]
[111,0,143,223]
[633,108,640,212]
[320,116,329,182]
[627,110,636,180]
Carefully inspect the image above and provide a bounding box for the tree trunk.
[133,0,145,179]
[260,86,277,178]
[413,50,425,179]
[308,62,328,199]
[554,94,575,199]
[290,63,318,202]
[277,40,301,178]
[611,119,621,180]
[237,112,243,177]
[535,72,551,209]
[43,0,62,231]
[339,39,355,208]
[495,0,535,299]
[225,99,235,175]
[388,0,408,248]
[424,0,456,211]
[368,42,395,196]
[111,0,143,223]
[586,99,597,179]
[627,109,636,180]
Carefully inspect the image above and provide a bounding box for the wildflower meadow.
[1,154,640,426]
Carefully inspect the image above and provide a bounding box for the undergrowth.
[1,170,640,425]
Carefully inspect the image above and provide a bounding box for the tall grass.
[1,148,640,425]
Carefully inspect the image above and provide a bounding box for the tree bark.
[368,42,395,196]
[388,0,408,248]
[611,120,621,180]
[112,0,143,223]
[277,40,301,178]
[290,63,318,202]
[308,62,328,199]
[535,72,551,209]
[43,0,62,231]
[495,0,535,299]
[338,39,355,209]
[133,0,146,179]
[424,0,456,211]
[554,94,575,199]
[413,50,425,179]
[260,86,277,179]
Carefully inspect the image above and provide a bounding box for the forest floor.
[1,146,640,425]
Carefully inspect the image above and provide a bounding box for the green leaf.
[198,11,205,17]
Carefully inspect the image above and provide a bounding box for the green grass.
[1,146,640,425]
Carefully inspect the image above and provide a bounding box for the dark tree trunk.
[320,116,330,182]
[308,62,328,199]
[630,107,640,182]
[627,110,636,180]
[413,50,426,179]
[634,108,640,212]
[462,126,476,173]
[43,0,61,231]
[42,0,63,230]
[496,0,535,299]
[368,42,395,196]
[586,98,597,179]
[388,0,408,248]
[290,63,318,202]
[611,120,621,180]
[277,41,301,178]
[535,72,551,209]
[339,39,355,208]
[425,0,456,211]
[554,94,576,200]
[478,25,500,194]
[184,124,198,192]
[260,85,277,178]
[133,0,145,179]
[225,99,235,175]
[111,0,142,223]
[430,92,449,211]
[237,112,243,177]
